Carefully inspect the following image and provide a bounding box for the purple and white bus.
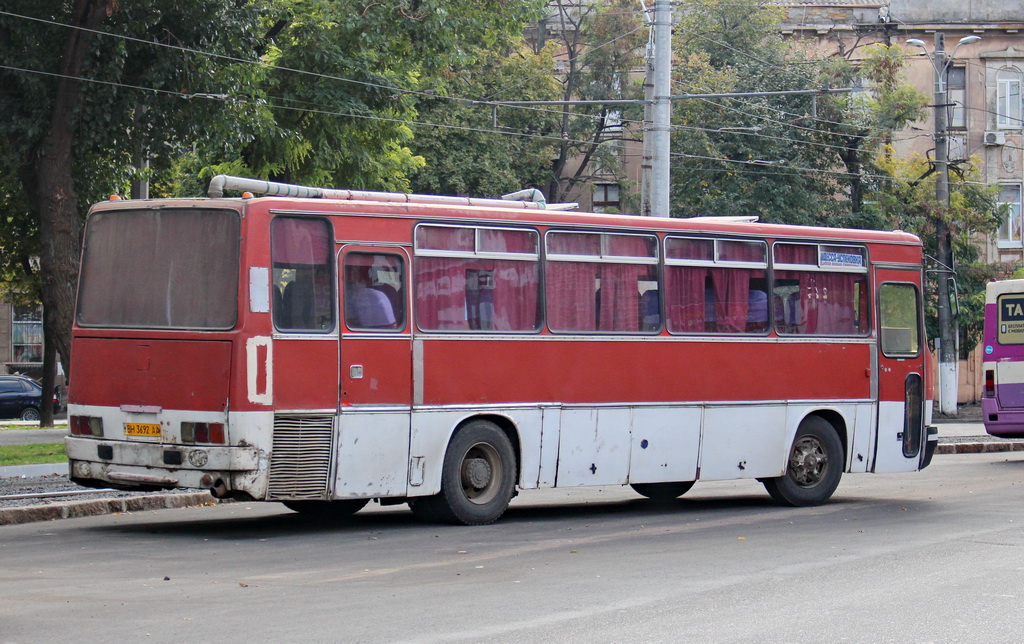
[982,278,1024,437]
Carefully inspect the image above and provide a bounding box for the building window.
[998,184,1023,246]
[947,66,966,129]
[12,305,43,363]
[997,67,1022,129]
[592,183,620,212]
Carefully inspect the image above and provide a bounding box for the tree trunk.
[40,317,57,427]
[28,0,112,383]
[839,140,864,216]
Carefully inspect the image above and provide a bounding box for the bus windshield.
[77,208,240,329]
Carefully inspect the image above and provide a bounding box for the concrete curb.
[0,462,66,478]
[0,491,217,526]
[935,441,1024,454]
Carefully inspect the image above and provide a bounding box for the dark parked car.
[0,375,57,421]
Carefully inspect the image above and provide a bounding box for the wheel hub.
[790,437,827,487]
[462,457,492,490]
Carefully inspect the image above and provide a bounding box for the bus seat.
[282,280,315,329]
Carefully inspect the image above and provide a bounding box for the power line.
[4,8,995,190]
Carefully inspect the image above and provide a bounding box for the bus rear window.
[77,208,240,329]
[996,293,1024,345]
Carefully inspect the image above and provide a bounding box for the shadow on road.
[81,490,922,541]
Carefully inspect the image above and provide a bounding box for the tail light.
[985,369,995,397]
[70,415,104,437]
[181,422,225,444]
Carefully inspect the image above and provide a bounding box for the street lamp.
[907,33,980,416]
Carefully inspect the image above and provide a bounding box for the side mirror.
[947,277,959,318]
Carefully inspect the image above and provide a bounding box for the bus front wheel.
[630,481,694,501]
[762,416,843,507]
[412,420,517,526]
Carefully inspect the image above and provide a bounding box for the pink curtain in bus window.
[478,229,539,331]
[773,245,817,334]
[597,235,654,331]
[547,261,597,331]
[546,234,600,331]
[598,263,649,331]
[415,228,539,331]
[709,243,762,333]
[272,218,330,265]
[665,266,707,332]
[708,268,750,333]
[488,261,539,330]
[813,272,862,334]
[428,258,539,331]
[778,271,864,335]
[416,257,468,330]
[774,243,816,265]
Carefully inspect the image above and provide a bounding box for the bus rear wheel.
[282,499,368,518]
[630,481,694,501]
[411,420,516,526]
[762,416,843,507]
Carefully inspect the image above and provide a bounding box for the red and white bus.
[66,176,935,525]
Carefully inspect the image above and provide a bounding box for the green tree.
[1,0,545,423]
[668,0,843,223]
[814,43,928,223]
[407,42,561,198]
[527,0,648,205]
[1,0,268,425]
[875,150,1007,357]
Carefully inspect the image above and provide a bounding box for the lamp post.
[907,33,980,416]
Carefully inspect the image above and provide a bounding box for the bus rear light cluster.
[70,415,104,437]
[984,369,995,397]
[181,422,225,444]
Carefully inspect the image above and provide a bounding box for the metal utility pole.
[649,0,672,218]
[908,32,980,416]
[932,33,957,416]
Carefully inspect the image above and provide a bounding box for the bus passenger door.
[872,267,927,473]
[335,247,413,498]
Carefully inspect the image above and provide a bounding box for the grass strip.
[0,443,67,466]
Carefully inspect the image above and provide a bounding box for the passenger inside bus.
[746,288,769,332]
[282,272,315,329]
[345,264,396,329]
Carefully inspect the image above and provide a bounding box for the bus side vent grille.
[267,415,334,500]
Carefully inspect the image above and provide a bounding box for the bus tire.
[282,499,368,518]
[762,416,843,507]
[630,481,694,501]
[414,420,517,526]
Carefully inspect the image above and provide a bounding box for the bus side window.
[271,217,335,332]
[879,282,920,356]
[344,253,405,331]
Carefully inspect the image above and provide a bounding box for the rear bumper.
[980,398,1024,438]
[65,436,261,491]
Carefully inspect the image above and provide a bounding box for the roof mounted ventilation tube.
[206,175,579,210]
[207,175,323,199]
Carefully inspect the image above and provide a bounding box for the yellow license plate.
[124,423,161,437]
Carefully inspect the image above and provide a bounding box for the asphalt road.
[1,451,1022,643]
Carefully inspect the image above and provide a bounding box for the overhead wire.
[1,7,1005,187]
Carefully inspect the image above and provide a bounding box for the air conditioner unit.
[984,131,1007,146]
